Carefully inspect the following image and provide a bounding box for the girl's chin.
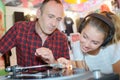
[81,47,88,53]
[83,51,89,53]
[81,48,89,53]
[82,49,92,54]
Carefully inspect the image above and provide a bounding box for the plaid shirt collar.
[28,21,36,35]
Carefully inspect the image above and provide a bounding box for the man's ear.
[36,9,41,19]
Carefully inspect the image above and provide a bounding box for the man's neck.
[35,22,48,45]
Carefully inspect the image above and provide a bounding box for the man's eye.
[49,15,54,18]
[57,18,62,22]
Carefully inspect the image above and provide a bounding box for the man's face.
[38,1,64,35]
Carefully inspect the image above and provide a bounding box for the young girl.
[57,11,120,75]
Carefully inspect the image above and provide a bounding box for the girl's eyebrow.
[92,40,100,44]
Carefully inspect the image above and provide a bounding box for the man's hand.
[57,57,71,68]
[35,47,56,64]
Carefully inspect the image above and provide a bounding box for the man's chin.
[44,32,53,35]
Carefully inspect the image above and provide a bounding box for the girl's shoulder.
[105,41,120,49]
[101,41,120,54]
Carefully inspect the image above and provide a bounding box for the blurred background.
[0,0,120,70]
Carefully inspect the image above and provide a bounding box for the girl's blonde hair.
[101,11,120,44]
[110,13,120,43]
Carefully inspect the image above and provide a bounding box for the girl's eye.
[93,42,98,45]
[83,34,87,39]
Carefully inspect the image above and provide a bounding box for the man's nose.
[51,19,57,27]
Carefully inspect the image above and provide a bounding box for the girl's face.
[80,24,105,54]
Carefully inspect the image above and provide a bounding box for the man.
[0,0,70,71]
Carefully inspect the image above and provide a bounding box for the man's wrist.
[52,60,58,64]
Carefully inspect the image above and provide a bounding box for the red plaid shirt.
[0,21,70,68]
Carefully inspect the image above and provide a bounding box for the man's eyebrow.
[48,14,55,17]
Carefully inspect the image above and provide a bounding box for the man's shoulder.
[14,21,35,29]
[14,21,36,33]
[15,21,35,27]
